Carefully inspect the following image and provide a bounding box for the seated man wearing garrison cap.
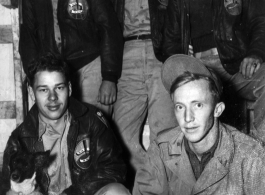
[133,54,265,195]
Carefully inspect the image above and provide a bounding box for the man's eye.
[195,103,203,108]
[57,86,65,91]
[175,105,183,110]
[39,89,48,92]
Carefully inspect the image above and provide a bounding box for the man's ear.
[68,82,72,97]
[28,86,35,102]
[214,102,225,118]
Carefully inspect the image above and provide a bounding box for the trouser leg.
[201,55,265,142]
[114,40,178,172]
[230,64,265,141]
[71,57,113,117]
[144,41,178,143]
[114,40,149,173]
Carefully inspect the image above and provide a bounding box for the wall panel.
[0,3,22,170]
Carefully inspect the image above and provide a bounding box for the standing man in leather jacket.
[163,0,265,142]
[1,54,130,195]
[112,0,179,185]
[19,0,123,117]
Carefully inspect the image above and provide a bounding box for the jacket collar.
[20,97,88,138]
[159,123,235,193]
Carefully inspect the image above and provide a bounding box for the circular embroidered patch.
[74,138,91,169]
[224,0,242,16]
[67,0,88,20]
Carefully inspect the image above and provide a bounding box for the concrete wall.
[0,3,23,169]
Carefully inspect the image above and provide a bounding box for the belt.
[194,48,218,59]
[124,34,152,42]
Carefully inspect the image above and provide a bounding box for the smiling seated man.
[133,54,265,195]
[1,53,130,195]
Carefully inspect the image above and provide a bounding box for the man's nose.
[185,109,194,123]
[48,91,58,101]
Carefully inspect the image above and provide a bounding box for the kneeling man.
[133,54,265,195]
[1,53,130,195]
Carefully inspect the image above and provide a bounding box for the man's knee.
[95,183,131,195]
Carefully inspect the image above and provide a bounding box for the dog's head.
[9,150,50,183]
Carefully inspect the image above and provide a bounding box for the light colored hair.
[170,71,221,104]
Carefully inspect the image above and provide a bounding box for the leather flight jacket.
[111,0,171,62]
[1,98,126,195]
[164,0,265,74]
[19,0,123,83]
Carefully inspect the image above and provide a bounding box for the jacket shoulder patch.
[67,0,89,20]
[224,0,242,15]
[74,138,91,169]
[96,111,109,128]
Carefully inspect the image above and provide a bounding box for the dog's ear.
[9,137,29,157]
[8,139,20,157]
[34,150,50,168]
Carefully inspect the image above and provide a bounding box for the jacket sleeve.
[243,149,265,194]
[245,0,265,63]
[19,0,39,76]
[91,0,124,83]
[162,0,184,59]
[63,114,126,195]
[132,141,169,195]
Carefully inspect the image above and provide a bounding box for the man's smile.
[227,2,239,10]
[184,126,199,132]
[46,104,61,111]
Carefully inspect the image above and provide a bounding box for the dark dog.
[8,150,50,195]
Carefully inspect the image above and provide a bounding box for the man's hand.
[188,45,194,56]
[239,56,263,79]
[97,81,117,105]
[49,192,66,195]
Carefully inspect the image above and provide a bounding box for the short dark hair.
[170,71,221,104]
[27,53,70,87]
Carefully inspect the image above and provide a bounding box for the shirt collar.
[184,130,219,158]
[38,110,70,140]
